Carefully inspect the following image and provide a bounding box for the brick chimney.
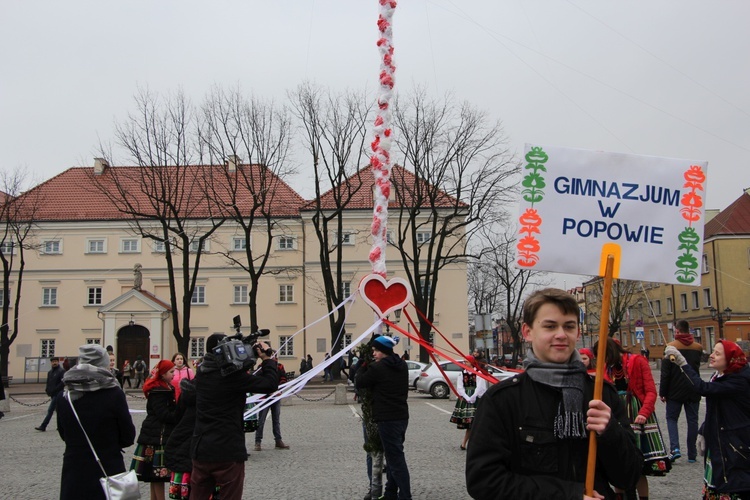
[226,155,241,172]
[93,157,109,175]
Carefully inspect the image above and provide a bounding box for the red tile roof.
[25,164,306,221]
[704,191,750,238]
[301,165,465,211]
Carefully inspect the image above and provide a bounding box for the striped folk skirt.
[449,386,477,430]
[620,391,672,476]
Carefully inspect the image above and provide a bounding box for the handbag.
[65,392,142,500]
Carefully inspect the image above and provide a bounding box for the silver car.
[405,360,428,388]
[414,360,515,398]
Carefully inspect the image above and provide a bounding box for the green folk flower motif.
[522,147,548,205]
[675,227,700,283]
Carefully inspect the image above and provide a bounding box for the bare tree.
[476,225,549,365]
[90,88,226,355]
[583,277,639,337]
[0,167,42,383]
[197,86,300,331]
[390,89,518,362]
[289,82,371,372]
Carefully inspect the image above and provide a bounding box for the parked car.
[415,360,515,399]
[405,360,428,388]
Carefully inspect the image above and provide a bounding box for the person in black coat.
[665,341,750,498]
[57,344,135,500]
[36,356,66,431]
[165,378,198,500]
[190,334,279,500]
[132,359,180,500]
[466,288,642,500]
[355,335,412,500]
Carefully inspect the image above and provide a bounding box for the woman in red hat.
[665,340,750,499]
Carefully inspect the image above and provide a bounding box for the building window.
[0,241,16,255]
[86,239,106,254]
[41,339,56,358]
[694,327,702,344]
[654,300,661,316]
[232,237,247,251]
[341,334,353,349]
[279,284,294,303]
[278,335,293,357]
[649,329,655,346]
[191,285,206,305]
[342,282,352,298]
[42,287,58,306]
[691,290,699,309]
[702,254,709,274]
[190,337,205,358]
[333,231,354,246]
[666,297,673,314]
[416,232,431,244]
[658,328,664,345]
[680,293,688,311]
[703,288,712,308]
[42,239,62,255]
[87,287,102,306]
[233,285,249,304]
[86,338,101,345]
[277,236,296,250]
[121,238,140,253]
[189,240,209,253]
[0,288,7,307]
[386,231,395,244]
[153,240,166,253]
[622,333,628,347]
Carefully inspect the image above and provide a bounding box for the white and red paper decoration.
[369,0,397,277]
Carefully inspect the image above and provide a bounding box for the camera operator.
[190,333,280,500]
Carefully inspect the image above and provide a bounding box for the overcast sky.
[2,1,748,288]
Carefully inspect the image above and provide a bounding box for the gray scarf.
[63,363,120,401]
[523,350,588,439]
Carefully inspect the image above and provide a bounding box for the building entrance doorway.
[117,324,149,372]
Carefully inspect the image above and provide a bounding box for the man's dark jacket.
[165,379,196,473]
[354,353,408,421]
[659,339,703,403]
[45,364,65,397]
[466,372,642,500]
[191,353,279,463]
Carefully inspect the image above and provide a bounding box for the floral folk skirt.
[702,452,750,499]
[620,391,671,476]
[131,443,171,483]
[449,386,477,430]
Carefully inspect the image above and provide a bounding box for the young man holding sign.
[465,288,642,499]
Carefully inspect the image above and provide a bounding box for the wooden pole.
[585,254,615,496]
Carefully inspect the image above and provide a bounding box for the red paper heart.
[359,274,411,319]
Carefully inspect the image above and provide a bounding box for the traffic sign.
[635,326,645,341]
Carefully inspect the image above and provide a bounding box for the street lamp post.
[709,306,732,339]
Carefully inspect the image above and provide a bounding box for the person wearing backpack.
[133,356,147,389]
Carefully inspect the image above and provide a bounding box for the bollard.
[334,383,347,405]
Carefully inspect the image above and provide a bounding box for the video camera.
[212,315,270,376]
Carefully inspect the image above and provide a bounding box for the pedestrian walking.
[254,357,290,451]
[133,355,147,389]
[466,288,642,500]
[323,353,332,382]
[122,359,133,388]
[660,319,703,463]
[131,359,179,500]
[57,344,135,500]
[35,356,65,431]
[355,335,412,500]
[664,341,750,499]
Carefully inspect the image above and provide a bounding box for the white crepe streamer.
[368,0,397,277]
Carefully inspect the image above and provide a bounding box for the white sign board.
[635,327,645,341]
[515,144,708,285]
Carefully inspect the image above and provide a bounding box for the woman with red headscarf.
[130,359,180,500]
[665,340,750,499]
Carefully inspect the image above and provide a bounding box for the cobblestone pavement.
[0,368,709,499]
